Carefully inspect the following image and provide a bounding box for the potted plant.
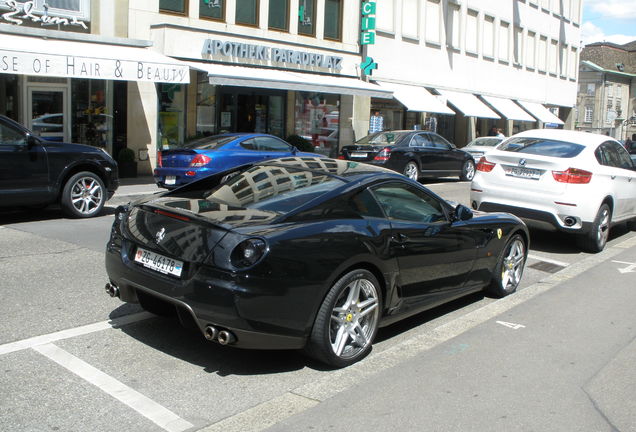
[117,148,137,178]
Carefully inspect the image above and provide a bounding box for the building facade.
[575,41,636,141]
[1,0,584,176]
[366,0,580,145]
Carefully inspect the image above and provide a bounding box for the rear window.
[204,165,344,214]
[356,132,409,146]
[499,137,585,158]
[183,135,236,150]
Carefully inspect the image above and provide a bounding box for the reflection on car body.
[106,156,528,368]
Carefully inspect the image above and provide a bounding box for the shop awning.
[516,101,565,125]
[436,89,500,119]
[481,95,536,122]
[188,62,392,98]
[376,82,455,115]
[0,34,189,83]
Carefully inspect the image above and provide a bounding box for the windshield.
[204,165,344,214]
[499,137,585,158]
[355,131,409,146]
[183,135,236,150]
[467,137,502,147]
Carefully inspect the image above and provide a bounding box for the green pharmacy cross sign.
[361,57,377,75]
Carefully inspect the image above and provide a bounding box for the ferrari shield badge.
[497,228,502,240]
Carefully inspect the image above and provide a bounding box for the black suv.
[0,115,119,218]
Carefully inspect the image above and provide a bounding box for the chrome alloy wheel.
[463,160,475,181]
[501,237,525,290]
[70,176,104,216]
[330,278,379,359]
[404,161,418,181]
[595,206,610,248]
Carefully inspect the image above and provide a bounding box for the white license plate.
[504,166,541,179]
[134,247,183,277]
[350,152,368,158]
[165,176,176,185]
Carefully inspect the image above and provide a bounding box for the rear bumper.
[105,240,307,350]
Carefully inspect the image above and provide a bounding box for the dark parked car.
[154,132,321,189]
[339,130,476,182]
[0,115,118,217]
[105,157,528,367]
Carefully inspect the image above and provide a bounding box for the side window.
[240,138,257,150]
[350,188,385,218]
[255,136,291,152]
[598,142,632,169]
[430,134,452,150]
[0,122,26,147]
[371,182,446,223]
[410,134,429,147]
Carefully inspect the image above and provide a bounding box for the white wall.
[369,0,582,108]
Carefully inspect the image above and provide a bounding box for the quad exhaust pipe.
[203,325,236,345]
[105,283,119,298]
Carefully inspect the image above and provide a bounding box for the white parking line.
[528,254,569,268]
[34,343,193,432]
[0,312,153,356]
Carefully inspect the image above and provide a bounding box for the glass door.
[28,87,69,142]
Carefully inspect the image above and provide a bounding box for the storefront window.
[196,72,217,136]
[324,0,342,40]
[298,0,316,36]
[200,0,224,20]
[0,75,19,121]
[160,0,187,14]
[268,0,288,31]
[294,92,340,157]
[236,0,258,26]
[158,84,186,149]
[71,79,113,152]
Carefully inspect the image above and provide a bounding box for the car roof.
[510,129,620,147]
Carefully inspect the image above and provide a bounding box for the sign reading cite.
[0,50,189,83]
[202,39,343,71]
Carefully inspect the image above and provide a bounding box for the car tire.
[627,218,636,231]
[579,203,611,253]
[305,269,381,368]
[403,161,419,181]
[61,171,106,218]
[137,290,176,317]
[485,233,526,297]
[460,159,476,181]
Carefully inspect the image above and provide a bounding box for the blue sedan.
[154,133,321,189]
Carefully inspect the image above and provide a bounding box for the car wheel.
[486,234,526,297]
[403,161,419,181]
[306,269,381,368]
[61,171,106,218]
[460,159,476,181]
[137,290,176,317]
[580,203,611,253]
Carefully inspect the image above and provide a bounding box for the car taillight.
[552,168,592,184]
[190,154,211,167]
[476,157,496,172]
[157,151,162,168]
[337,155,345,160]
[374,147,392,161]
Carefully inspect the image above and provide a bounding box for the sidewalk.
[109,176,163,206]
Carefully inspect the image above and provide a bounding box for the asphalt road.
[1,180,635,432]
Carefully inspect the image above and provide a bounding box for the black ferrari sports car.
[105,157,528,367]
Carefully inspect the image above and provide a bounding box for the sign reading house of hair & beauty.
[0,50,189,83]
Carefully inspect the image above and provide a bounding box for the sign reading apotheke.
[0,49,189,83]
[202,39,343,71]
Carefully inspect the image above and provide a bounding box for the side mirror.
[453,204,473,222]
[291,146,298,155]
[26,133,38,147]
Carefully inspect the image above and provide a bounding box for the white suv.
[470,129,636,252]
